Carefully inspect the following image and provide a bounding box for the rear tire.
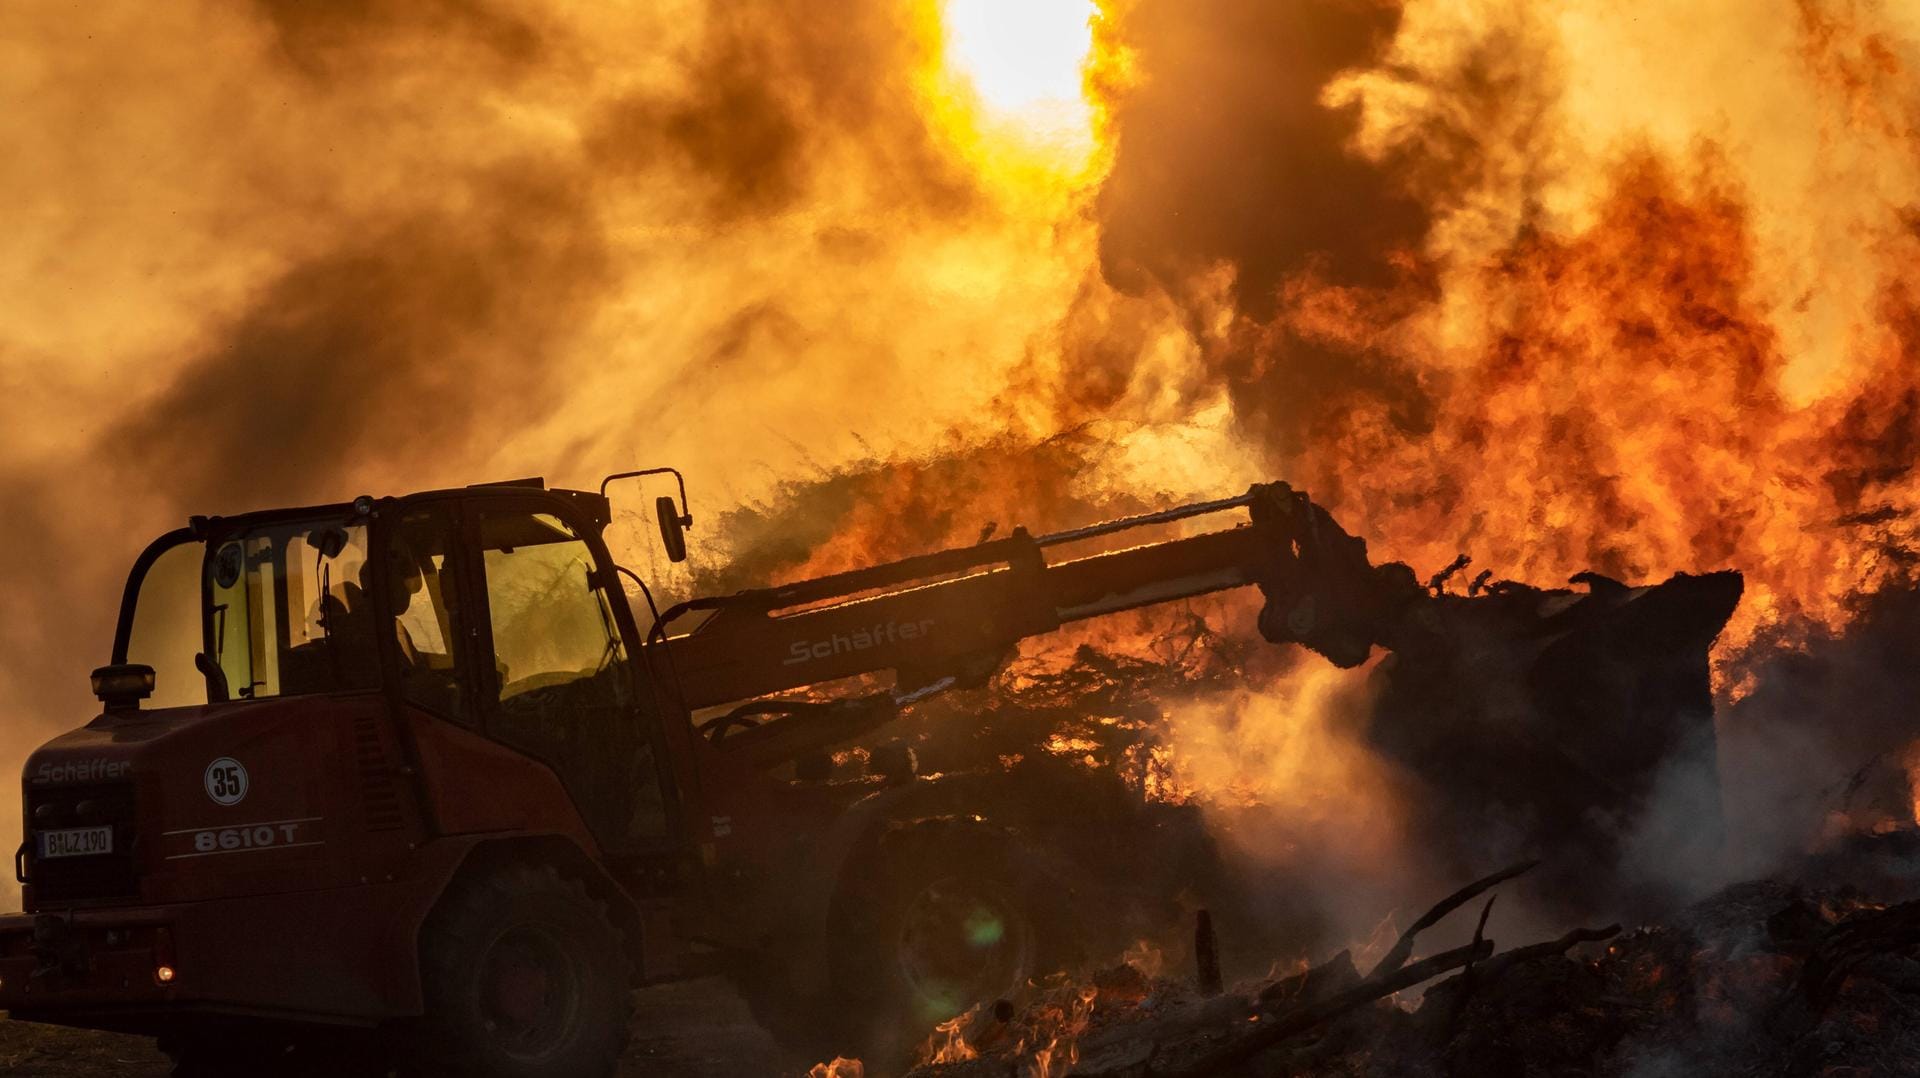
[409,862,632,1078]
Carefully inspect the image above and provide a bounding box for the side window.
[214,522,379,699]
[208,537,271,699]
[480,513,630,716]
[389,508,467,718]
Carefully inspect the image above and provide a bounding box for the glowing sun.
[941,0,1096,139]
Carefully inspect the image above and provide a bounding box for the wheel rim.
[479,924,585,1061]
[895,876,1032,1023]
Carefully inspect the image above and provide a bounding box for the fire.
[1026,984,1098,1078]
[1284,155,1920,674]
[1042,732,1101,757]
[6,0,1920,928]
[920,1008,982,1065]
[1123,741,1190,805]
[952,984,1099,1078]
[1908,742,1920,829]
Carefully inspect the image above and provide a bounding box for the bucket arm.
[643,482,1423,760]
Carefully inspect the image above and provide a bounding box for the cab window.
[125,541,207,709]
[479,512,631,718]
[210,519,380,699]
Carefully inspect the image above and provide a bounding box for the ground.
[0,977,786,1078]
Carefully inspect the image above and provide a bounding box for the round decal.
[204,757,249,806]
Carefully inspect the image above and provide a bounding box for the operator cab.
[34,479,685,904]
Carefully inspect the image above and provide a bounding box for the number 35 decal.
[204,757,250,806]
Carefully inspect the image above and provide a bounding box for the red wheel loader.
[0,472,1736,1075]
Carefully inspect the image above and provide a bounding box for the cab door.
[466,501,674,855]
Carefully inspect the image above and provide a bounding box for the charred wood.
[1194,910,1223,998]
[1365,860,1537,979]
[1256,949,1360,1009]
[1792,897,1920,1015]
[1164,940,1495,1078]
[1469,924,1622,985]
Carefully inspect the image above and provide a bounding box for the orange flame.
[919,1007,983,1065]
[1023,985,1099,1078]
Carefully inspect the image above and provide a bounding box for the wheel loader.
[0,471,1738,1075]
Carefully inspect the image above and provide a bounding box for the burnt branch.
[1257,950,1360,1008]
[1470,924,1622,984]
[1440,895,1502,1034]
[1367,860,1538,979]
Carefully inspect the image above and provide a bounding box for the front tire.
[743,819,1075,1072]
[410,863,632,1078]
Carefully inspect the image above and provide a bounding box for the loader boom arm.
[650,483,1423,726]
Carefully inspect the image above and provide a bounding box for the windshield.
[121,514,382,706]
[123,539,208,709]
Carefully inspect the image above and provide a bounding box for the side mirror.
[600,467,696,563]
[656,496,689,563]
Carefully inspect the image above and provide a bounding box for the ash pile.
[899,858,1920,1078]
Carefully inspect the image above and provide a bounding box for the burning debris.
[890,860,1920,1078]
[844,552,1746,937]
[742,495,1754,1074]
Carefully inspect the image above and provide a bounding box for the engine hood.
[20,693,392,909]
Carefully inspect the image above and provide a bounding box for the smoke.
[1098,0,1920,919]
[0,0,1095,907]
[1095,0,1424,306]
[6,0,1920,931]
[1056,0,1920,931]
[1145,662,1453,962]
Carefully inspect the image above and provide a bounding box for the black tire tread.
[737,817,1075,1071]
[412,861,633,1078]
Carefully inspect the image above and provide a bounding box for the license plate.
[39,826,113,859]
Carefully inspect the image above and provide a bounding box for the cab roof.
[187,477,612,539]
